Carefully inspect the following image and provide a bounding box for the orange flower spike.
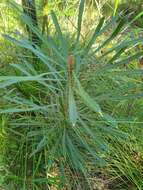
[68,55,75,76]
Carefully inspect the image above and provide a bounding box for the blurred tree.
[42,0,49,35]
[21,0,40,45]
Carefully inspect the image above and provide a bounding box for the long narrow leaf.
[83,17,105,56]
[74,75,103,116]
[113,0,119,16]
[68,85,78,126]
[75,0,85,47]
[51,11,67,58]
[94,18,125,54]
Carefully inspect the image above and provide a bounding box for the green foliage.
[1,0,143,189]
[113,0,119,16]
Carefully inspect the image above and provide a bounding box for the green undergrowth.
[1,0,143,190]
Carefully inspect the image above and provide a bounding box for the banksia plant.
[1,0,143,189]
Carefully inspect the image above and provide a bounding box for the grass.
[1,0,143,189]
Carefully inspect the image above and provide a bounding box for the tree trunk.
[42,0,49,35]
[22,0,40,46]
